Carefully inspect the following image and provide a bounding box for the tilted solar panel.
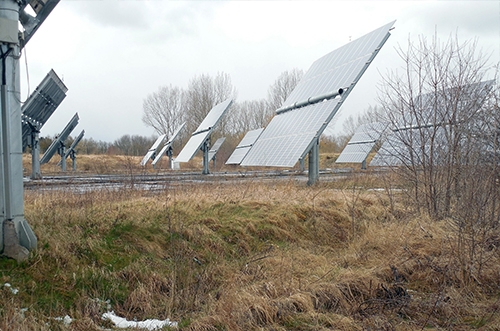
[242,21,395,168]
[175,99,232,163]
[140,134,167,166]
[226,128,264,165]
[152,122,186,166]
[21,69,68,150]
[336,142,378,164]
[208,137,226,161]
[336,122,387,163]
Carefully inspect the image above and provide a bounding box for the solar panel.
[152,122,186,167]
[208,137,226,161]
[22,69,68,150]
[140,134,167,166]
[242,21,395,168]
[226,128,264,165]
[40,113,79,164]
[370,126,447,167]
[175,98,232,163]
[336,122,387,163]
[371,80,495,167]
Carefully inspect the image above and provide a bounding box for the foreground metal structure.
[0,0,59,260]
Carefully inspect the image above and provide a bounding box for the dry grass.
[3,159,500,330]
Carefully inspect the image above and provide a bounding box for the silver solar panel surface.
[152,122,186,166]
[176,99,232,163]
[281,21,395,108]
[208,137,226,161]
[336,142,378,163]
[336,122,387,163]
[242,21,395,167]
[370,126,447,167]
[22,69,68,149]
[40,113,79,164]
[369,132,403,166]
[140,134,166,166]
[226,128,264,165]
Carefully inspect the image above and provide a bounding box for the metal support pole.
[167,148,174,170]
[70,151,76,171]
[202,140,210,175]
[30,130,41,179]
[307,138,319,186]
[1,84,12,219]
[59,143,66,171]
[0,0,37,260]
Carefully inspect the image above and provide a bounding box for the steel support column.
[307,138,319,186]
[0,0,37,260]
[202,140,210,175]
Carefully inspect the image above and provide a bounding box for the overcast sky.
[22,0,500,142]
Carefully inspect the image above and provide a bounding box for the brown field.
[3,154,499,330]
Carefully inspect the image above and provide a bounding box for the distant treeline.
[37,133,344,158]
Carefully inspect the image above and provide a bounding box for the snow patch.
[102,311,177,330]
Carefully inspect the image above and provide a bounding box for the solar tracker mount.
[241,21,395,185]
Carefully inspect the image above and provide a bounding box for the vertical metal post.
[167,148,174,170]
[30,130,41,179]
[70,151,76,171]
[0,0,37,260]
[202,140,210,175]
[307,138,319,186]
[361,159,367,170]
[1,84,12,219]
[59,143,66,171]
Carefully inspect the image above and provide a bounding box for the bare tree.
[142,85,185,138]
[342,105,383,138]
[378,34,495,219]
[184,72,237,136]
[378,33,499,284]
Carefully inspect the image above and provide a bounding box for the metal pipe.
[276,87,347,114]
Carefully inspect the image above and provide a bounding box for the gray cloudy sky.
[22,0,500,142]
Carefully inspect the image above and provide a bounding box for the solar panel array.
[175,98,233,163]
[336,122,387,163]
[140,134,166,166]
[242,21,395,168]
[22,69,68,150]
[226,128,264,165]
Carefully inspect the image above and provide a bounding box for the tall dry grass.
[1,170,499,330]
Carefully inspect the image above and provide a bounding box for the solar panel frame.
[336,122,387,164]
[140,134,167,166]
[40,113,79,164]
[370,80,495,167]
[226,128,264,165]
[175,99,233,163]
[152,122,186,166]
[208,137,226,161]
[336,142,378,163]
[21,69,68,150]
[242,21,395,168]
